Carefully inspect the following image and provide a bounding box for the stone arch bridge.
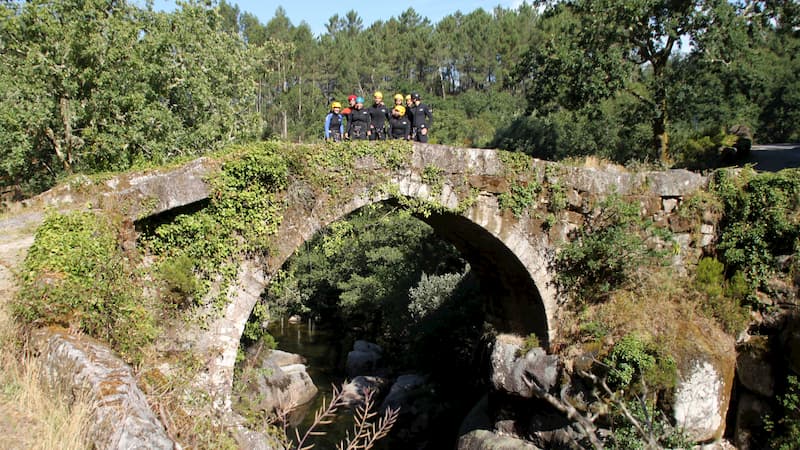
[29,142,708,407]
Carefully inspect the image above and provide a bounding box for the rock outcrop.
[491,334,560,397]
[236,349,318,415]
[33,328,173,450]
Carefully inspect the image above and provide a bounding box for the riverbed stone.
[33,327,173,450]
[457,430,539,450]
[340,375,390,406]
[491,334,560,397]
[380,374,428,412]
[237,349,318,415]
[346,340,383,377]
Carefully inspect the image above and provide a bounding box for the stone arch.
[194,171,559,409]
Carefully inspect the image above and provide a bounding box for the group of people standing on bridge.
[324,91,432,143]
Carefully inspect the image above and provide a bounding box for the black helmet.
[411,92,421,101]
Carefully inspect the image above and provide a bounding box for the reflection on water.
[266,319,354,448]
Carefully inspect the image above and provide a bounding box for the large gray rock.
[673,359,730,442]
[345,340,383,377]
[491,334,560,397]
[457,430,539,450]
[380,374,427,412]
[736,336,775,397]
[239,350,318,415]
[33,328,173,450]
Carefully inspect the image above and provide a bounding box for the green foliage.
[516,333,541,358]
[159,254,200,307]
[555,194,670,303]
[693,257,750,333]
[0,0,262,194]
[604,334,676,393]
[421,165,445,197]
[767,375,800,450]
[710,168,800,298]
[610,400,689,449]
[408,271,464,321]
[499,181,541,217]
[672,127,739,169]
[143,142,289,312]
[13,211,157,362]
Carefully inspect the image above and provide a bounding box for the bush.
[13,211,158,362]
[604,333,676,394]
[711,168,800,298]
[694,257,750,334]
[555,194,670,303]
[159,254,200,307]
[408,272,464,321]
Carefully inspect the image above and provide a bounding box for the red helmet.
[347,94,357,102]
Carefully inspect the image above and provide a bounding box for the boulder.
[237,350,318,415]
[33,328,173,450]
[340,376,390,406]
[673,359,731,442]
[345,340,383,377]
[491,334,560,397]
[457,430,539,450]
[380,374,427,412]
[736,336,775,397]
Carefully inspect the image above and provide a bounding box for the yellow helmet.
[373,91,383,100]
[393,105,406,116]
[393,93,404,101]
[331,101,342,109]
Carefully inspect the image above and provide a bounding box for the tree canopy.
[1,0,797,194]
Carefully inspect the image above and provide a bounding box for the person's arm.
[338,115,344,136]
[324,113,332,139]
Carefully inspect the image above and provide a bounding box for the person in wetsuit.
[409,92,432,143]
[368,91,390,141]
[388,105,411,140]
[347,97,371,140]
[324,101,344,142]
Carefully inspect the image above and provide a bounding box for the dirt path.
[0,211,43,301]
[0,210,43,450]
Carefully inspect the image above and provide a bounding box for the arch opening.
[234,199,552,448]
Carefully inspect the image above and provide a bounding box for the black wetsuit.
[389,115,411,140]
[369,103,390,140]
[348,107,372,140]
[410,102,433,143]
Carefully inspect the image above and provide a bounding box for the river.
[267,319,355,449]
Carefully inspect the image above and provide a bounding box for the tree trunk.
[653,112,669,163]
[46,96,74,174]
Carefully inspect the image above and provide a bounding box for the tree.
[0,0,263,193]
[515,0,747,162]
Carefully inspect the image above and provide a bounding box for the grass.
[556,266,735,374]
[0,207,92,450]
[0,301,92,450]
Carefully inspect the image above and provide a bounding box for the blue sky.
[143,1,526,37]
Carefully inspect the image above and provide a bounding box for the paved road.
[745,143,800,172]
